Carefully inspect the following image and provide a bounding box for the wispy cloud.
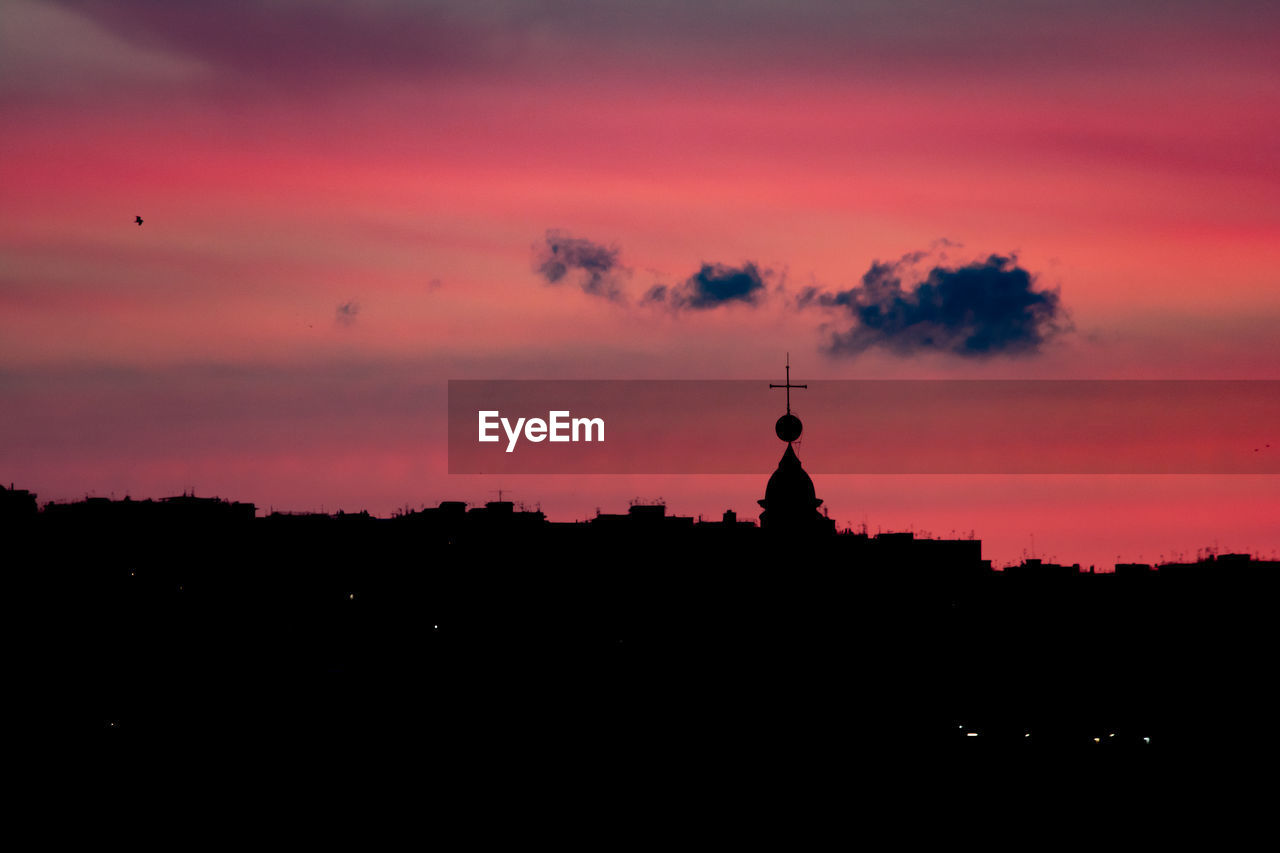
[335,300,360,327]
[645,262,769,311]
[533,230,625,302]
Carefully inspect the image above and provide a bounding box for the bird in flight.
[135,216,143,226]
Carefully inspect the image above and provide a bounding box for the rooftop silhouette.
[7,364,1277,750]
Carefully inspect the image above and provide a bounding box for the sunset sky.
[2,0,1278,568]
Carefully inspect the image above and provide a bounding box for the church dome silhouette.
[759,443,822,517]
[759,356,834,534]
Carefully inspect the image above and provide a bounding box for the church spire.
[758,356,834,535]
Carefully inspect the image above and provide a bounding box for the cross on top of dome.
[770,353,806,443]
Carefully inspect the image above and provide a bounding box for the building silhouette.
[7,367,1278,749]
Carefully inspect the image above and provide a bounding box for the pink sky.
[2,1,1278,567]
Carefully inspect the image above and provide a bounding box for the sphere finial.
[775,413,803,442]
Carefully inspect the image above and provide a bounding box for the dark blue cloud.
[647,262,767,310]
[799,254,1066,357]
[534,230,624,301]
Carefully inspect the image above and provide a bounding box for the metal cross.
[769,353,807,414]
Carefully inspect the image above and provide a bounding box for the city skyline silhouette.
[3,1,1278,753]
[9,377,1279,747]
